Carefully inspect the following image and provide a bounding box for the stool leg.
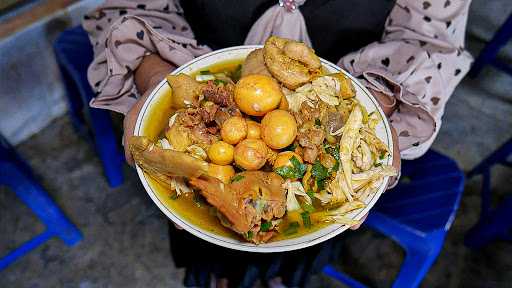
[55,60,86,135]
[0,230,53,271]
[468,138,512,177]
[469,14,512,77]
[465,197,512,248]
[391,247,439,288]
[0,163,83,246]
[86,106,124,188]
[322,265,368,288]
[480,169,492,220]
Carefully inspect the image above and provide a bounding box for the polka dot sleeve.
[82,0,211,115]
[338,0,473,160]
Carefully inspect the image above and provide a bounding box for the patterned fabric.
[339,0,473,159]
[82,0,210,114]
[82,0,472,158]
[244,0,311,47]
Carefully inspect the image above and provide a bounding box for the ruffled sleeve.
[82,0,211,114]
[338,0,473,159]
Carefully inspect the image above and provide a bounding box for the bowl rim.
[134,45,393,252]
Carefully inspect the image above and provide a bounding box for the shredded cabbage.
[284,180,312,211]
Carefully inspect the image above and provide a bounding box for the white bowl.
[134,46,394,253]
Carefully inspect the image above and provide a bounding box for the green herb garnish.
[317,179,327,191]
[315,118,322,127]
[274,156,307,179]
[260,221,272,232]
[246,231,253,239]
[213,79,226,85]
[283,221,300,236]
[379,153,387,160]
[312,160,329,180]
[230,174,245,183]
[302,202,315,213]
[306,189,315,199]
[301,211,312,229]
[200,70,211,75]
[170,193,178,200]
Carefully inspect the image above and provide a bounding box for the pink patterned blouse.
[83,0,473,160]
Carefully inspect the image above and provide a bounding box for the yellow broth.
[141,59,329,242]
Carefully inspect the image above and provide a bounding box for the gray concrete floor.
[1,37,512,287]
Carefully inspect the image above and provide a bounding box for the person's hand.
[123,54,176,166]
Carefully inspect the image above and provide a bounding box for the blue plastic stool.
[469,13,512,77]
[0,134,83,271]
[323,150,465,288]
[53,26,124,188]
[465,137,512,248]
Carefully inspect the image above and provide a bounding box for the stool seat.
[323,150,465,288]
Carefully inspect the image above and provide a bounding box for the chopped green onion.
[195,74,215,82]
[283,221,300,236]
[316,179,327,191]
[306,189,315,199]
[312,161,329,180]
[170,193,178,200]
[213,79,226,85]
[301,211,312,229]
[302,202,315,213]
[246,231,253,239]
[230,174,245,183]
[274,156,307,179]
[200,70,211,75]
[260,221,272,232]
[379,153,386,160]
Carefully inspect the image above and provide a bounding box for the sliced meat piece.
[303,146,318,164]
[180,108,203,128]
[297,127,324,148]
[325,111,345,134]
[191,123,218,145]
[201,81,235,107]
[214,109,230,126]
[197,102,219,123]
[309,127,325,146]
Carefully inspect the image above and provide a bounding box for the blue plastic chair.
[0,133,83,270]
[465,138,512,248]
[53,26,124,188]
[469,13,512,77]
[323,150,465,288]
